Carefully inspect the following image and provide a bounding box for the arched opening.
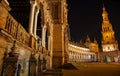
[36,12,42,38]
[17,64,21,76]
[45,30,48,50]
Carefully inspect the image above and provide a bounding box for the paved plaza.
[63,62,120,76]
[41,62,120,76]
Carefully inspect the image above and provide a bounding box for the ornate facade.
[101,5,118,52]
[0,0,69,75]
[68,42,97,62]
[84,36,99,53]
[0,0,119,75]
[99,4,119,62]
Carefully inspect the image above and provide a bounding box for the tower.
[101,4,118,52]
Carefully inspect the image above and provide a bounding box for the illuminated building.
[0,0,120,75]
[68,42,97,62]
[67,4,120,63]
[99,4,119,62]
[68,36,98,63]
[0,0,69,75]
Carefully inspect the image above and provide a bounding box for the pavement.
[62,62,120,76]
[40,62,120,76]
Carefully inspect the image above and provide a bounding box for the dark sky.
[67,0,120,48]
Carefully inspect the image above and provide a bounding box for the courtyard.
[63,62,120,76]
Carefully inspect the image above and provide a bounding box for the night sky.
[67,0,120,48]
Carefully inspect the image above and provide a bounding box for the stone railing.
[4,14,31,46]
[69,41,81,47]
[0,9,41,50]
[0,1,47,52]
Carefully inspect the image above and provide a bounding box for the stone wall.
[0,37,7,75]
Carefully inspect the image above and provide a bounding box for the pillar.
[33,6,39,38]
[42,25,47,48]
[28,0,36,35]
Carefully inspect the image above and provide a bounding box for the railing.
[4,14,31,47]
[2,13,49,54]
[0,4,49,54]
[69,41,86,48]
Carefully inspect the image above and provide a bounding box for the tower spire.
[102,1,105,9]
[101,4,115,44]
[86,35,91,43]
[102,0,105,10]
[101,3,119,52]
[102,3,109,22]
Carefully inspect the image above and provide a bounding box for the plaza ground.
[42,62,120,76]
[63,62,120,76]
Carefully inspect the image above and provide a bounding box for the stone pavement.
[63,62,120,76]
[39,62,120,76]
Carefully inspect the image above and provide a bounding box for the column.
[28,0,36,34]
[34,6,39,38]
[42,25,47,48]
[4,0,9,5]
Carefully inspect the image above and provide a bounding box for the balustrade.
[4,15,31,45]
[5,15,18,39]
[0,12,42,50]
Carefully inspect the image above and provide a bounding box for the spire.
[102,3,109,22]
[102,2,105,11]
[101,0,119,52]
[86,35,91,43]
[102,0,106,12]
[93,38,97,44]
[101,2,117,44]
[80,39,83,45]
[84,35,91,48]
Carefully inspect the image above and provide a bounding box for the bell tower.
[101,4,118,52]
